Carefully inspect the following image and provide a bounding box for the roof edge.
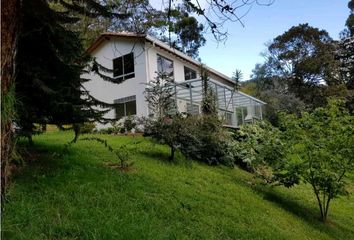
[86,32,234,84]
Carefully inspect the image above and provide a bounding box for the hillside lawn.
[2,131,354,239]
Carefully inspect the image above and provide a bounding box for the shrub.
[231,121,286,174]
[97,122,123,134]
[80,122,96,134]
[178,115,235,166]
[123,115,137,133]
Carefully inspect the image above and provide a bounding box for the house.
[82,32,265,128]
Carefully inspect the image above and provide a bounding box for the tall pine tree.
[16,0,118,142]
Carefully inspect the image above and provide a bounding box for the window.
[224,112,233,125]
[184,66,197,80]
[113,52,135,81]
[157,54,174,78]
[114,95,137,119]
[236,107,247,125]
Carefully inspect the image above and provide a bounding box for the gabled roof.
[87,32,235,84]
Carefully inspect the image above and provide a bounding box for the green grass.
[2,131,354,239]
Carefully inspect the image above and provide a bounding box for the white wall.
[83,37,235,129]
[82,38,148,128]
[145,42,201,83]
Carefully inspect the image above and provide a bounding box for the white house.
[83,32,265,128]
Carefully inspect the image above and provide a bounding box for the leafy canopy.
[274,99,354,221]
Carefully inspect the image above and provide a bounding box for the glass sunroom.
[171,78,266,128]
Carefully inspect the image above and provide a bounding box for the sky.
[149,0,349,79]
[194,0,349,80]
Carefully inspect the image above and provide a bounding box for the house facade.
[83,32,265,128]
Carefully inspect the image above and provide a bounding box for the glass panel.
[225,112,233,125]
[184,66,197,80]
[124,52,134,74]
[157,54,174,78]
[236,107,247,125]
[113,57,123,77]
[125,100,137,116]
[115,103,125,119]
[186,103,199,115]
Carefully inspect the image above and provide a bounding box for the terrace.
[172,78,266,127]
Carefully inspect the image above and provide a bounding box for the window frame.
[114,95,137,119]
[157,54,174,79]
[184,66,197,81]
[113,52,135,81]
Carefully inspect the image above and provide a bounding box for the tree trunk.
[1,0,21,205]
[169,146,175,161]
[72,124,81,143]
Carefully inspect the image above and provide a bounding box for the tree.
[183,0,274,41]
[168,6,206,58]
[143,72,179,160]
[15,0,116,143]
[232,69,243,91]
[52,1,206,58]
[145,72,176,119]
[272,100,354,222]
[252,24,344,110]
[268,24,336,90]
[341,0,354,38]
[201,67,217,115]
[1,0,21,203]
[336,37,354,90]
[248,63,305,125]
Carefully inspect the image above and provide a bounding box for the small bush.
[97,122,123,134]
[178,115,235,166]
[123,115,137,133]
[144,113,236,166]
[231,121,286,175]
[80,122,96,134]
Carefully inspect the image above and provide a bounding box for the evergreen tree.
[15,0,121,142]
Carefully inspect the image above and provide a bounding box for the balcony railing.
[172,78,266,127]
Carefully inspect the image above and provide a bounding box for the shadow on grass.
[13,139,95,185]
[250,184,354,240]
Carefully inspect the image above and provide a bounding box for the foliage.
[1,85,17,125]
[256,90,306,125]
[15,0,114,143]
[232,121,286,175]
[269,99,354,222]
[252,24,341,110]
[144,114,188,161]
[80,122,96,134]
[232,69,243,91]
[144,69,234,165]
[247,64,306,124]
[336,37,354,90]
[168,6,206,58]
[268,23,336,88]
[178,115,235,166]
[143,72,180,160]
[123,115,137,133]
[201,67,217,115]
[145,72,176,119]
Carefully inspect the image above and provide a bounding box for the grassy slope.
[2,131,354,240]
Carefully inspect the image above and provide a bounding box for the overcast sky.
[151,0,349,80]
